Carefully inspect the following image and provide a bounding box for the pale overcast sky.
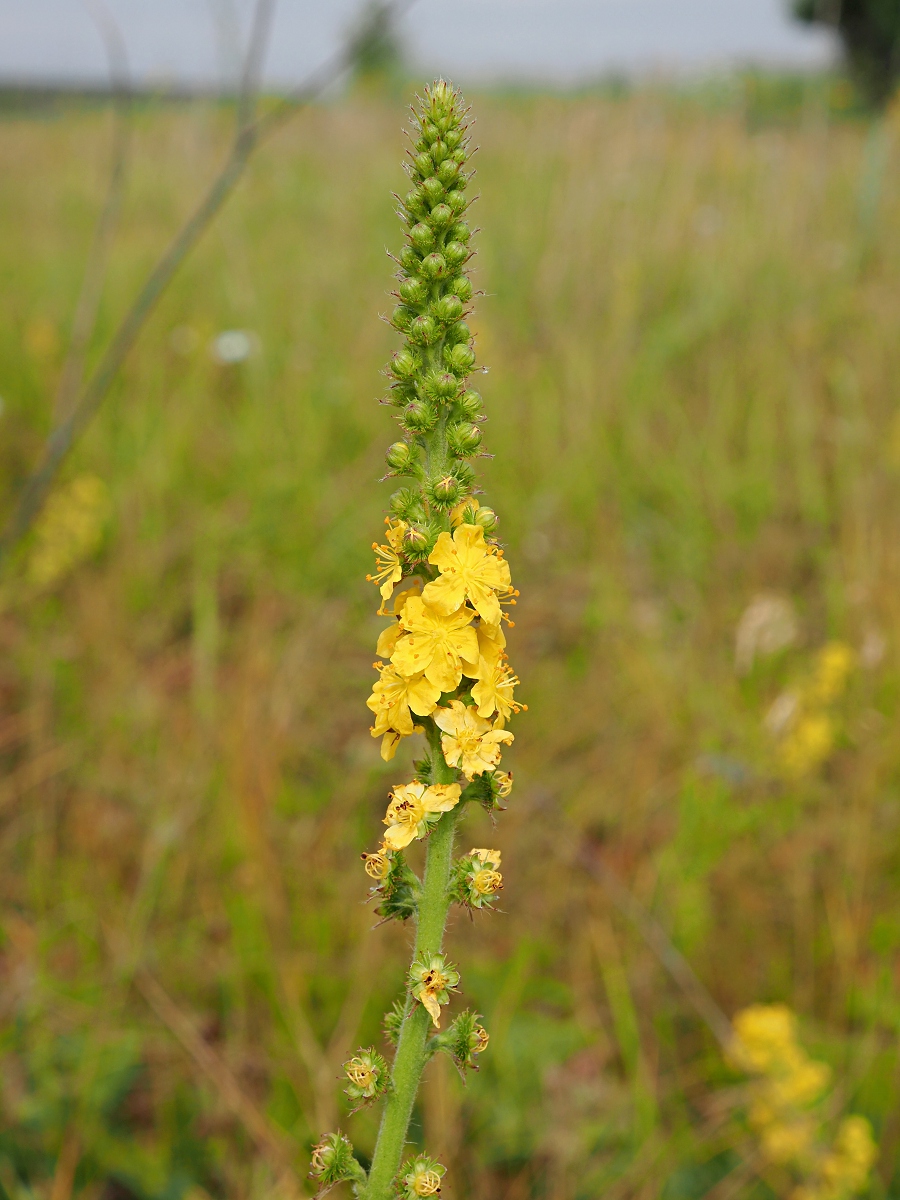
[0,0,836,89]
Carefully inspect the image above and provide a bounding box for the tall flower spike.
[322,81,524,1200]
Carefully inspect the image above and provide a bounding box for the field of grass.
[3,79,900,1200]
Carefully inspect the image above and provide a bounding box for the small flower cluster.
[731,1004,876,1200]
[765,642,855,778]
[27,473,109,589]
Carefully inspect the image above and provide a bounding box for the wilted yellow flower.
[493,770,513,797]
[27,474,109,589]
[391,596,479,693]
[361,847,391,880]
[422,523,511,624]
[367,519,407,601]
[383,781,461,850]
[434,700,514,779]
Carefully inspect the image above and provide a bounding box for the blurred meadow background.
[4,3,900,1197]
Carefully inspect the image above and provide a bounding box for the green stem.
[365,729,459,1200]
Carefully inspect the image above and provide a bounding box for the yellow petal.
[427,530,456,572]
[423,783,461,813]
[421,572,467,616]
[376,622,401,658]
[421,991,443,1028]
[406,674,441,716]
[381,731,402,761]
[384,822,418,850]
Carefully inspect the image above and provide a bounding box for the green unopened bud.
[447,420,482,456]
[404,189,427,217]
[408,314,440,346]
[410,223,435,253]
[458,389,482,419]
[444,343,476,374]
[386,441,415,473]
[450,460,476,489]
[432,294,463,324]
[391,305,415,332]
[413,152,433,176]
[399,277,428,306]
[399,245,421,272]
[403,524,433,562]
[390,488,424,521]
[420,121,439,145]
[447,275,472,302]
[389,350,419,381]
[474,505,497,533]
[343,1047,390,1109]
[430,203,453,229]
[444,321,471,346]
[448,221,471,243]
[446,190,467,215]
[421,177,444,206]
[383,998,406,1046]
[437,158,459,185]
[401,398,438,433]
[430,139,449,164]
[444,241,469,269]
[309,1131,366,1193]
[429,474,461,508]
[424,370,459,401]
[445,128,463,150]
[420,253,448,280]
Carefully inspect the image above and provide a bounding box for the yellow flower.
[367,519,407,602]
[391,596,479,693]
[375,582,424,656]
[760,1117,816,1164]
[807,641,855,705]
[367,663,441,740]
[780,713,834,778]
[732,1004,798,1073]
[434,700,514,779]
[471,645,523,727]
[27,474,109,589]
[422,523,511,624]
[382,781,462,850]
[493,770,513,797]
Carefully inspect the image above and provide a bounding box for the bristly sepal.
[343,1047,392,1112]
[450,848,503,911]
[383,998,407,1046]
[395,1154,446,1199]
[428,1009,490,1079]
[309,1131,367,1197]
[361,846,421,923]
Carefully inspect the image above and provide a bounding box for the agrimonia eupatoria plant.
[309,81,524,1200]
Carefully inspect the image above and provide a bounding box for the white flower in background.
[210,329,257,364]
[735,593,798,674]
[764,691,799,736]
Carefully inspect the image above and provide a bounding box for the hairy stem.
[365,731,458,1200]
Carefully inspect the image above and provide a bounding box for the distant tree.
[346,0,407,87]
[793,0,900,105]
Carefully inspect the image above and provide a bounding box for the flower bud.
[447,421,482,457]
[474,505,498,534]
[390,487,424,521]
[447,275,473,302]
[422,176,444,206]
[386,441,415,473]
[446,189,467,214]
[390,305,415,332]
[399,276,428,306]
[444,343,476,374]
[410,222,435,253]
[445,128,463,150]
[429,474,461,508]
[403,524,433,561]
[408,314,440,346]
[431,294,463,324]
[430,139,449,164]
[401,398,438,433]
[413,151,433,176]
[437,159,459,186]
[404,189,427,217]
[430,203,453,229]
[424,370,459,401]
[444,241,469,269]
[444,320,471,346]
[420,120,439,145]
[399,245,421,272]
[450,460,476,488]
[448,221,471,244]
[420,253,447,280]
[458,389,482,419]
[389,349,419,381]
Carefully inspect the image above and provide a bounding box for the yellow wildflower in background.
[27,474,109,589]
[434,700,514,779]
[765,640,856,780]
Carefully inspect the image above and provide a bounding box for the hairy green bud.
[444,320,471,346]
[429,202,454,229]
[432,294,464,324]
[399,245,421,272]
[444,343,476,374]
[399,277,428,306]
[401,397,439,434]
[446,189,467,215]
[386,441,417,474]
[448,221,471,243]
[389,350,419,381]
[410,222,435,253]
[429,474,462,509]
[389,487,424,522]
[391,305,416,332]
[402,523,434,561]
[383,998,406,1046]
[443,240,469,269]
[420,252,448,280]
[458,389,482,419]
[309,1131,367,1196]
[421,176,444,205]
[447,420,482,456]
[447,275,472,302]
